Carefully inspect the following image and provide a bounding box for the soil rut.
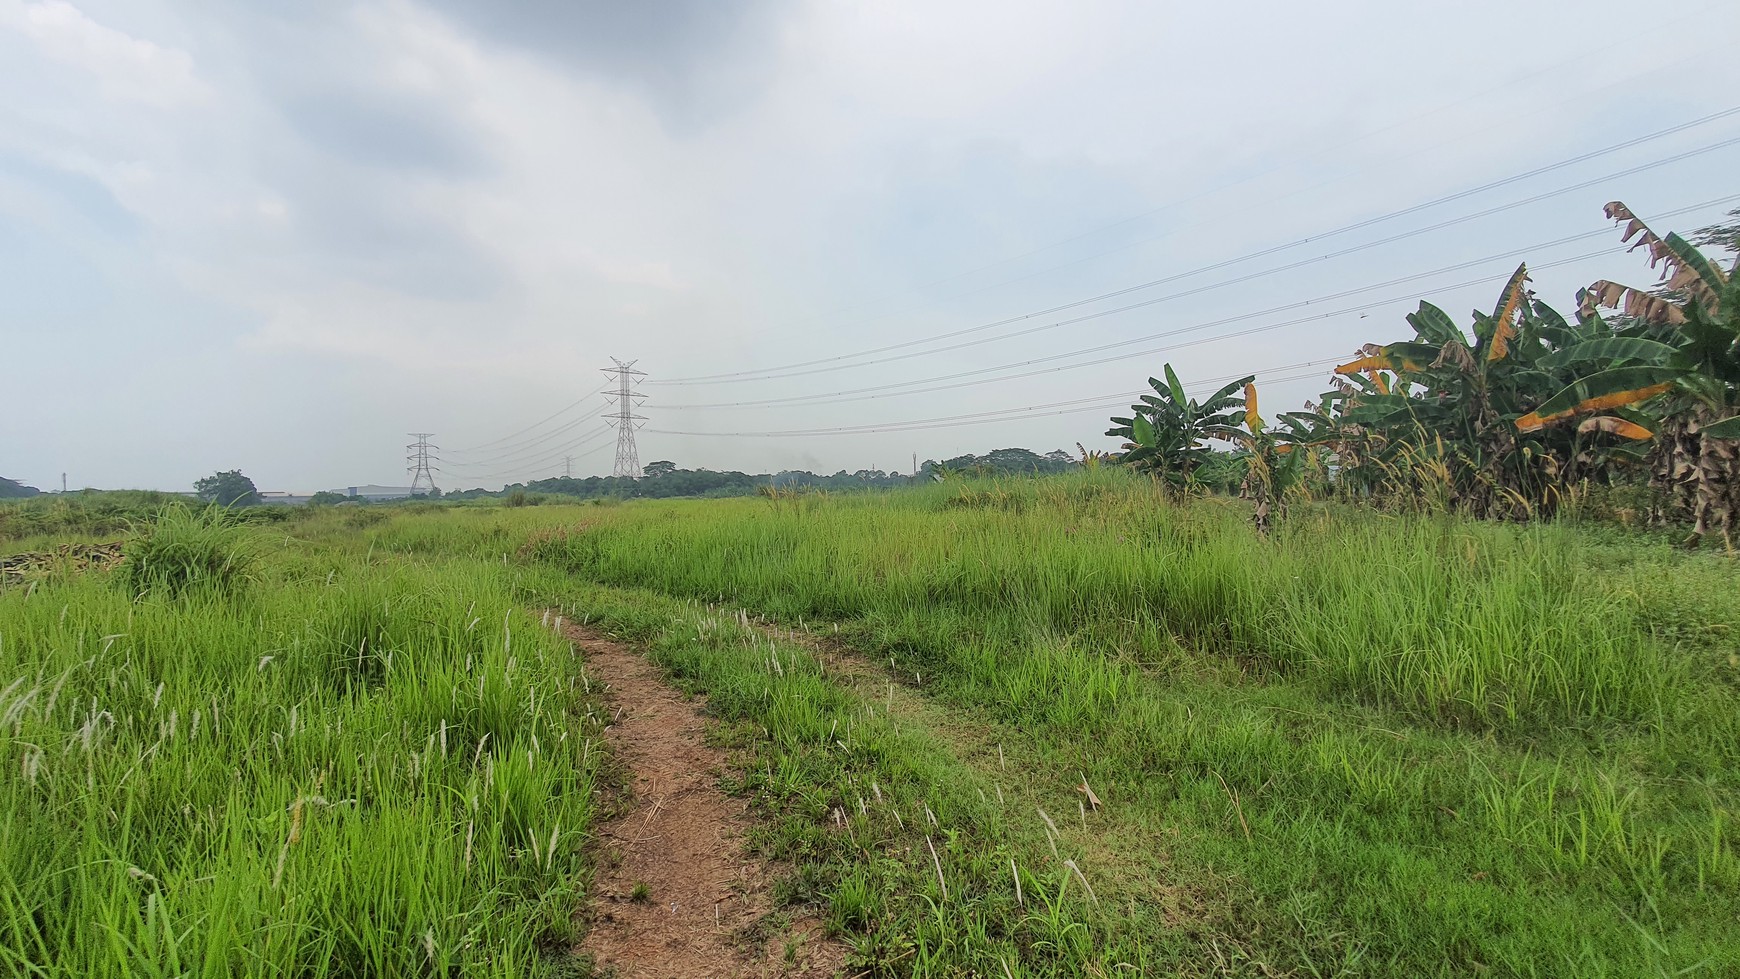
[563,624,843,979]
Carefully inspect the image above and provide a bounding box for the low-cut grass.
[0,513,603,977]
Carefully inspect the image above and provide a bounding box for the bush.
[119,505,259,598]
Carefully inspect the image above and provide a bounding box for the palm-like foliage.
[1240,383,1311,534]
[1520,202,1740,545]
[1319,266,1605,515]
[1107,365,1254,490]
[1101,203,1740,542]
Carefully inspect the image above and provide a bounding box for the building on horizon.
[326,484,421,502]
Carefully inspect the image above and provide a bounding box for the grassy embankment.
[0,505,602,977]
[465,469,1738,977]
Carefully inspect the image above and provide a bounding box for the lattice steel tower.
[406,433,440,495]
[602,358,646,479]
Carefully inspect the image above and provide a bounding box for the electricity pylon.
[406,433,439,495]
[602,359,646,479]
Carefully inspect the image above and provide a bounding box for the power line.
[504,439,616,483]
[446,381,611,454]
[644,193,1740,413]
[465,440,617,487]
[639,197,1735,440]
[445,411,604,466]
[651,111,1740,386]
[444,425,615,477]
[443,427,616,484]
[646,363,1339,439]
[728,20,1725,344]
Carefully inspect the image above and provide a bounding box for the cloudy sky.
[3,0,1738,491]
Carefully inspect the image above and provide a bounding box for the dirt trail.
[563,624,844,979]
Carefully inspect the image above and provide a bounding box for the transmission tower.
[602,358,647,479]
[406,433,440,495]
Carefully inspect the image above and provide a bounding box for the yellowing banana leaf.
[1244,382,1262,434]
[1516,366,1678,432]
[1487,263,1530,362]
[1337,348,1428,375]
[1335,355,1386,374]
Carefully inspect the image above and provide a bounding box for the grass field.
[3,475,1737,976]
[0,505,601,976]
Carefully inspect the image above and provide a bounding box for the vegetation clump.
[119,504,260,598]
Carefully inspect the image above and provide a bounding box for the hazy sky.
[4,0,1738,491]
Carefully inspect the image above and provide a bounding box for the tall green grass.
[118,504,261,598]
[23,479,1727,976]
[0,517,600,976]
[453,470,1740,976]
[521,471,1704,730]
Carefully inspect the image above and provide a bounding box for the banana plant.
[1240,382,1309,533]
[1518,202,1740,546]
[1107,364,1254,492]
[1328,264,1586,515]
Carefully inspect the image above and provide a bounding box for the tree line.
[445,447,1079,501]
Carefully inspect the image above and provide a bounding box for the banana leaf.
[1161,365,1189,411]
[1698,415,1740,439]
[1539,337,1676,370]
[1516,366,1679,431]
[1407,301,1464,346]
[1485,263,1530,362]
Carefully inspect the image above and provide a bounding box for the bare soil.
[562,624,845,979]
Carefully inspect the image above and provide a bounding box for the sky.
[3,0,1738,492]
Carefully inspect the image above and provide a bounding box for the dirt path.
[562,624,844,979]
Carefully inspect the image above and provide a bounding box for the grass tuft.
[119,504,260,598]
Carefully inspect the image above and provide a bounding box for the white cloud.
[2,0,1738,491]
[1,0,204,106]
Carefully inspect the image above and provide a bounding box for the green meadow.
[3,473,1737,976]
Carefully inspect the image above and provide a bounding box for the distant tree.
[194,470,260,507]
[0,476,41,499]
[308,490,348,506]
[643,460,678,478]
[920,448,1076,478]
